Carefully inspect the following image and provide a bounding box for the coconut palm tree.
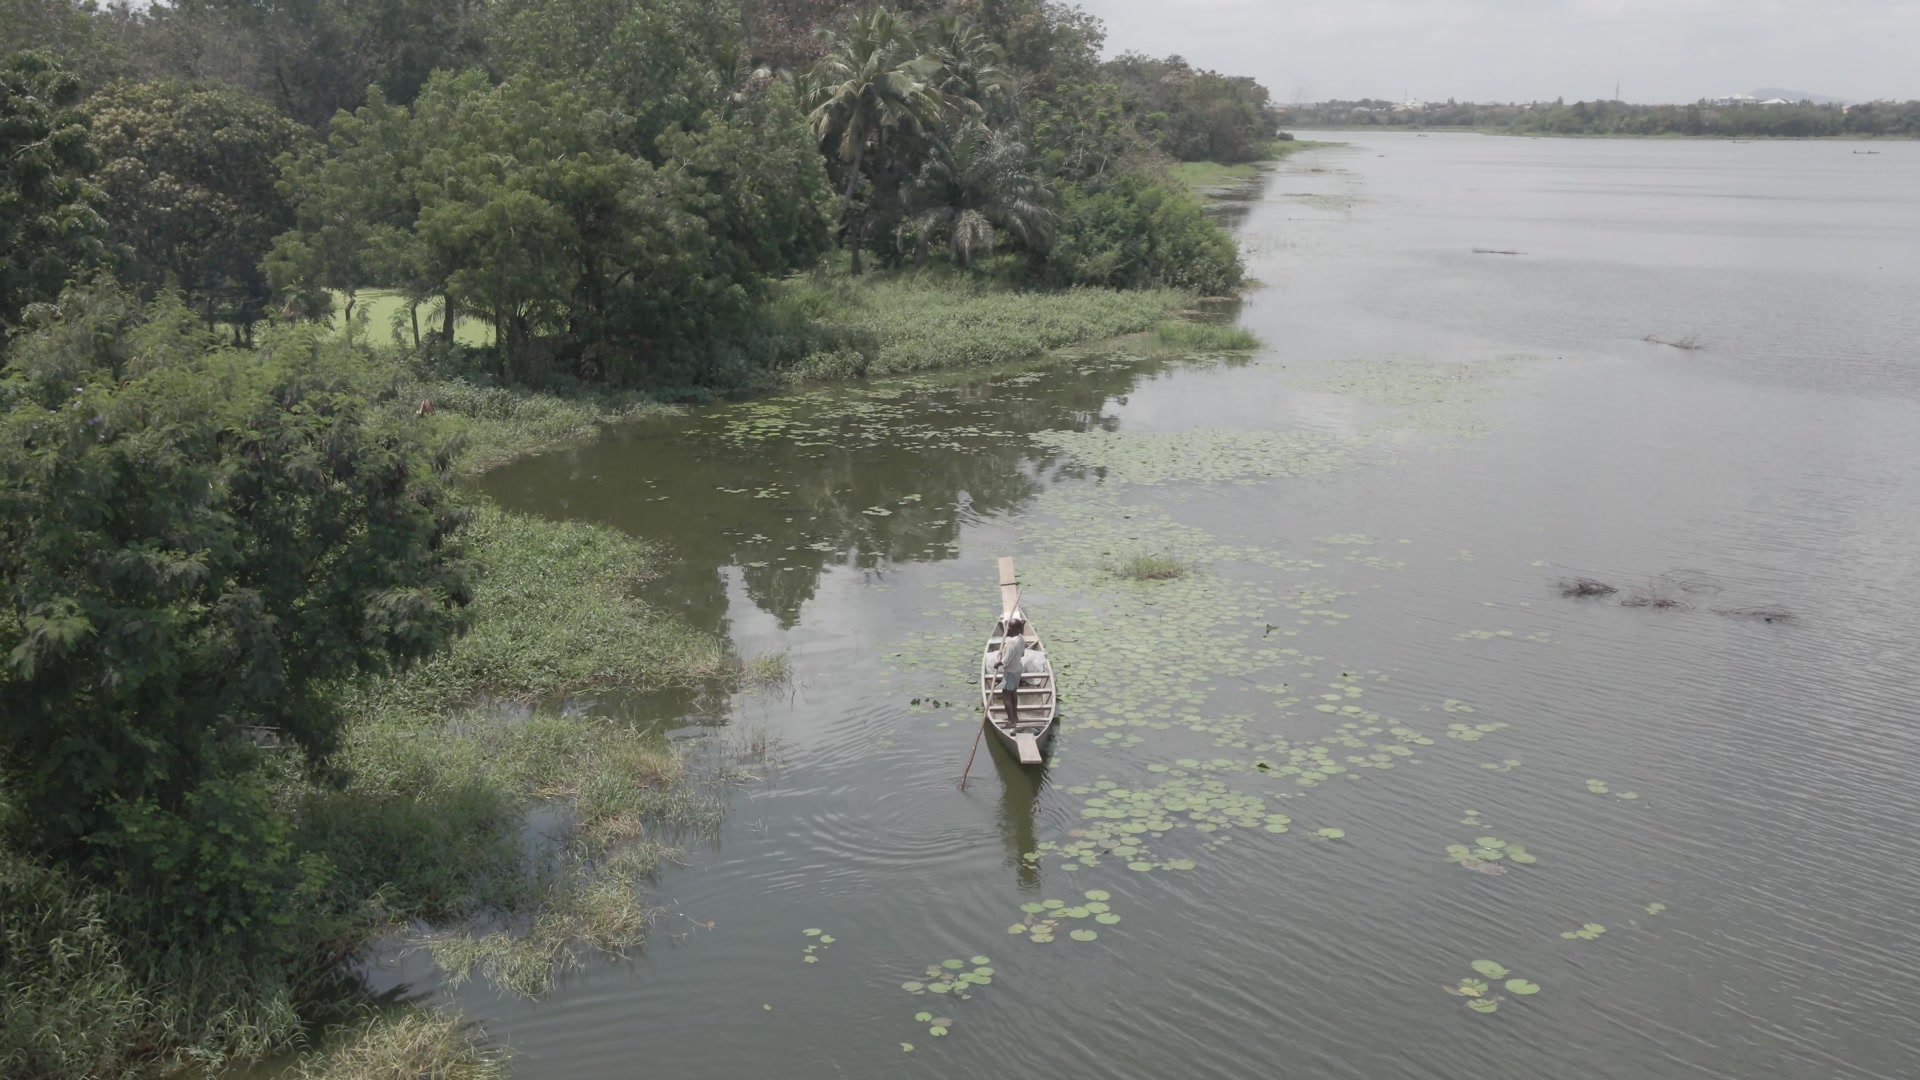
[920,14,1012,111]
[803,9,949,273]
[907,119,1053,270]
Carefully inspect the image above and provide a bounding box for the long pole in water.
[959,711,988,790]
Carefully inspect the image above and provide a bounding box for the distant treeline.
[1283,98,1920,138]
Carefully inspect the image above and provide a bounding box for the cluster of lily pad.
[900,955,995,999]
[1560,922,1607,941]
[1029,427,1355,487]
[897,954,993,1052]
[1009,890,1120,943]
[800,927,837,963]
[1446,958,1541,1013]
[1444,834,1537,875]
[1585,779,1640,800]
[1454,628,1554,643]
[1301,355,1529,441]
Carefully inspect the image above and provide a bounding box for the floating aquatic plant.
[1451,959,1542,1014]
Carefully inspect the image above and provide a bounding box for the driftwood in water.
[1645,334,1704,351]
[1714,606,1794,623]
[1557,577,1617,598]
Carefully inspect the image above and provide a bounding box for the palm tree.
[907,120,1052,270]
[920,15,1012,111]
[803,9,949,273]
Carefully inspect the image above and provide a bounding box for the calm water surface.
[461,132,1920,1078]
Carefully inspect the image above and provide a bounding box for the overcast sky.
[1075,0,1920,104]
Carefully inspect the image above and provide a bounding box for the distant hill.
[1746,88,1850,105]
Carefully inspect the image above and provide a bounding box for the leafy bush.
[1106,552,1191,581]
[773,273,1187,377]
[0,284,473,863]
[1045,173,1243,294]
[97,778,331,959]
[1153,320,1260,351]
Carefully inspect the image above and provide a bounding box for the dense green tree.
[0,0,130,88]
[86,80,309,336]
[1105,53,1276,163]
[660,83,834,284]
[0,281,472,901]
[0,52,110,335]
[1027,78,1141,184]
[490,0,738,161]
[266,86,422,337]
[978,0,1104,94]
[802,7,951,273]
[126,0,489,125]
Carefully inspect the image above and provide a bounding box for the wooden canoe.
[981,557,1058,765]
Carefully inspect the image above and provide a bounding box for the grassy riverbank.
[380,274,1205,476]
[1166,140,1342,193]
[775,273,1191,381]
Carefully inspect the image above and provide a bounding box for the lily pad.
[1646,902,1667,915]
[901,1043,914,1053]
[901,981,924,993]
[929,1026,948,1037]
[1457,978,1488,996]
[802,929,822,937]
[1317,828,1345,839]
[971,955,991,965]
[1096,913,1122,924]
[1008,924,1027,934]
[1474,836,1505,849]
[1504,979,1540,996]
[1466,998,1498,1014]
[1471,960,1509,979]
[941,959,965,970]
[1070,929,1098,941]
[915,1011,933,1023]
[1084,889,1111,901]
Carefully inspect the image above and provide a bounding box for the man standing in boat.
[998,615,1028,726]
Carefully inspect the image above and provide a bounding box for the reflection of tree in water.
[482,349,1189,631]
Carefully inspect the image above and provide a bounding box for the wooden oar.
[959,710,988,790]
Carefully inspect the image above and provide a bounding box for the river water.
[466,131,1920,1078]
